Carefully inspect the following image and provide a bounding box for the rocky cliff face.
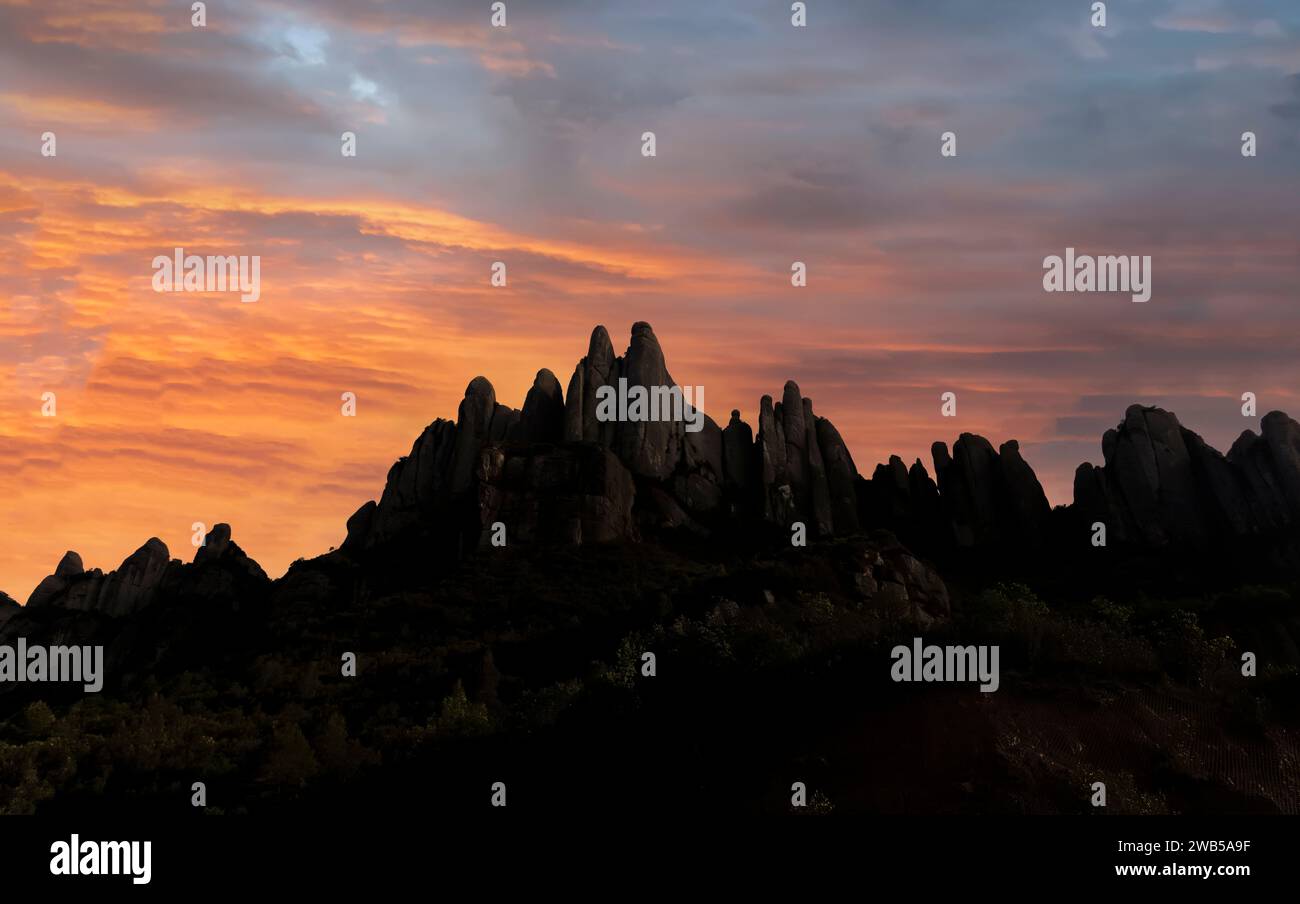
[1074,405,1300,552]
[344,322,864,552]
[17,524,269,622]
[476,442,638,546]
[860,404,1300,560]
[26,541,168,616]
[851,535,952,628]
[751,382,859,538]
[858,435,1052,553]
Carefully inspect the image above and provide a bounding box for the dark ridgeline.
[340,321,1300,571]
[8,321,1300,621]
[5,321,1300,817]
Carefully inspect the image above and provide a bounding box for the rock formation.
[852,535,952,628]
[16,323,1300,748]
[345,322,864,553]
[171,523,271,611]
[751,382,859,537]
[93,537,170,618]
[1074,405,1300,551]
[859,434,1051,553]
[476,443,637,545]
[511,368,565,445]
[20,524,268,619]
[26,540,170,617]
[564,325,619,447]
[21,325,1300,623]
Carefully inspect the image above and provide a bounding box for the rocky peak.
[346,323,865,551]
[612,321,684,480]
[587,324,616,373]
[866,432,1051,551]
[1074,405,1300,552]
[513,368,564,445]
[564,325,618,445]
[94,538,171,617]
[751,382,857,536]
[27,552,90,608]
[195,523,232,563]
[26,550,91,607]
[1260,411,1300,518]
[722,409,755,500]
[26,538,171,616]
[450,376,515,494]
[55,550,84,577]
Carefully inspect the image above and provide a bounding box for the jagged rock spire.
[347,322,865,551]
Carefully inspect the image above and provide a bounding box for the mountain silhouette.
[11,321,1300,617]
[4,323,1300,816]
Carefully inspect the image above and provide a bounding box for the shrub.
[22,702,56,740]
[1150,610,1235,687]
[436,681,493,738]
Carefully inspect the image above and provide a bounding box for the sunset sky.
[2,0,1299,599]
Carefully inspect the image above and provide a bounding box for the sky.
[1,0,1299,599]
